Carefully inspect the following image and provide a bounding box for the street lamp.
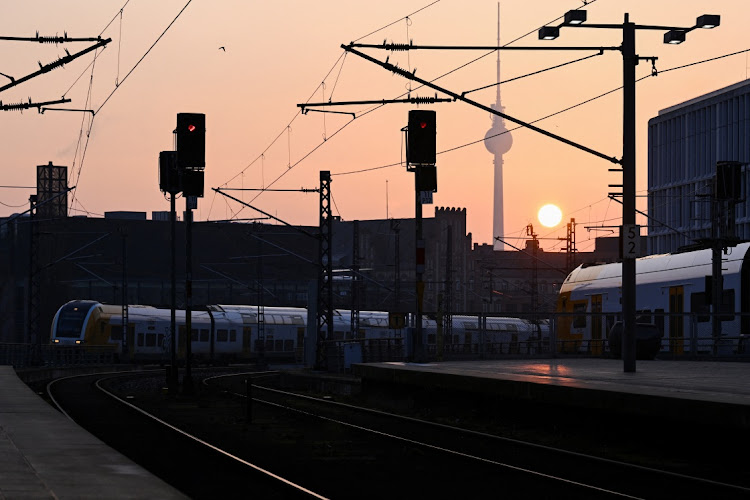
[539,10,720,373]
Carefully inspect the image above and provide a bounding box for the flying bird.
[219,46,226,51]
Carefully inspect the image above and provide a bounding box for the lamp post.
[539,11,720,372]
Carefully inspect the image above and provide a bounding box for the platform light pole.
[539,11,720,373]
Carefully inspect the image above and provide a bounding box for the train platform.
[353,358,750,430]
[0,365,186,499]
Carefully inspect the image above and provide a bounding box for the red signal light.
[187,124,196,132]
[420,122,427,129]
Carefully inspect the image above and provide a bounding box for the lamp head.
[664,30,686,44]
[564,10,587,25]
[538,26,560,40]
[696,14,720,28]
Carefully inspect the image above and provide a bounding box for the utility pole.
[120,226,129,362]
[621,14,638,373]
[169,190,177,393]
[27,194,39,365]
[316,171,333,370]
[709,161,741,354]
[350,220,360,339]
[527,224,539,314]
[184,196,195,394]
[256,225,266,369]
[559,218,577,274]
[443,225,453,351]
[406,110,437,363]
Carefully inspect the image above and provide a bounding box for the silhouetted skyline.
[2,1,747,251]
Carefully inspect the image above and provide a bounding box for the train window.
[111,326,123,341]
[275,340,283,351]
[158,334,164,347]
[654,310,665,336]
[636,310,652,324]
[146,334,156,347]
[265,340,274,352]
[217,329,228,342]
[191,329,199,342]
[200,329,209,342]
[137,333,144,347]
[284,339,294,351]
[690,293,710,322]
[230,330,237,342]
[721,289,735,321]
[573,302,587,328]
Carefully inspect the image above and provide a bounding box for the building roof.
[656,78,750,117]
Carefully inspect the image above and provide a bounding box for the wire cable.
[95,0,194,115]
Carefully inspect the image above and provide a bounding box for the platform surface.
[354,358,750,428]
[0,365,187,499]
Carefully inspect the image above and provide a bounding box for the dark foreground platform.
[0,365,186,499]
[353,358,750,430]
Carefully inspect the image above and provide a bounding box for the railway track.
[47,368,750,499]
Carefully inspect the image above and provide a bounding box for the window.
[146,333,156,347]
[230,330,237,342]
[636,310,653,324]
[217,329,228,342]
[200,329,209,342]
[191,329,198,341]
[690,292,710,323]
[721,289,735,321]
[573,302,587,328]
[137,333,144,347]
[111,326,123,341]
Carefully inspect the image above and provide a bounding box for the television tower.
[484,3,513,250]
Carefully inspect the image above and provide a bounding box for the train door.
[178,325,187,358]
[591,295,603,355]
[242,326,252,358]
[669,286,684,354]
[296,327,305,362]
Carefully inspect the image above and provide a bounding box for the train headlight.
[53,339,60,343]
[75,340,83,344]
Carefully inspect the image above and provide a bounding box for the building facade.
[648,79,750,254]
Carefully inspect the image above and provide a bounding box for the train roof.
[561,242,750,292]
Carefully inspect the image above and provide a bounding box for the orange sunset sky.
[2,0,749,251]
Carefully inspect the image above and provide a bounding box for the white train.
[50,301,549,362]
[556,241,750,356]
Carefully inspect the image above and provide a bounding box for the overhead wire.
[213,0,449,220]
[95,0,194,115]
[224,0,602,220]
[62,0,194,215]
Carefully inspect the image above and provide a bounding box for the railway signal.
[176,112,206,171]
[407,109,436,165]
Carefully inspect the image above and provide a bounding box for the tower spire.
[484,2,513,251]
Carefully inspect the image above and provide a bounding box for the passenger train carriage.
[556,241,750,356]
[50,300,548,362]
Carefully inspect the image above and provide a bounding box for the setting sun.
[538,204,562,228]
